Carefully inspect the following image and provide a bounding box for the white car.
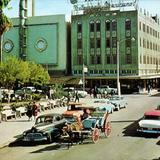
[137,110,160,134]
[77,90,88,98]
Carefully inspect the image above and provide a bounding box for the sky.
[3,0,160,21]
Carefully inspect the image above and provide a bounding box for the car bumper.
[137,129,160,134]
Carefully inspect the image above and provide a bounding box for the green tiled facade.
[3,15,67,75]
[71,8,160,90]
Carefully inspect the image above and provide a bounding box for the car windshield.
[144,115,160,120]
[35,116,53,124]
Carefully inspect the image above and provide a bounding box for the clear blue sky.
[4,0,160,21]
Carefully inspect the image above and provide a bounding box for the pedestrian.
[32,101,39,120]
[147,84,152,96]
[75,90,79,102]
[26,103,33,121]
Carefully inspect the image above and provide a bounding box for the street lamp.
[117,37,135,97]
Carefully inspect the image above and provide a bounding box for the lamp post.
[117,37,135,97]
[82,63,88,91]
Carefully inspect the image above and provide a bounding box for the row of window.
[73,69,137,75]
[140,55,160,65]
[140,37,160,51]
[77,54,132,65]
[77,19,131,33]
[139,21,160,38]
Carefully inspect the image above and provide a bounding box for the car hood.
[139,119,160,128]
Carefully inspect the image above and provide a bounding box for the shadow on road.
[120,119,160,138]
[152,158,160,160]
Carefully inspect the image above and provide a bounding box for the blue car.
[93,99,115,114]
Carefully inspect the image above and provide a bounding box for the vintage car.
[22,113,66,143]
[109,96,128,111]
[137,110,160,134]
[92,99,115,114]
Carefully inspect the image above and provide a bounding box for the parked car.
[109,96,128,111]
[137,110,160,134]
[76,90,88,98]
[98,85,117,95]
[92,99,115,114]
[22,113,66,143]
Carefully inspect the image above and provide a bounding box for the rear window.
[144,115,160,120]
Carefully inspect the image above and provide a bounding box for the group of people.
[26,102,39,121]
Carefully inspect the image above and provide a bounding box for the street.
[0,94,160,160]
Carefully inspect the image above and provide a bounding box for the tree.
[0,0,12,35]
[0,56,30,88]
[0,56,50,88]
[28,62,50,86]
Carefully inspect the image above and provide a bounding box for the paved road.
[0,94,160,160]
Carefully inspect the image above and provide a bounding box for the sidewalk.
[0,107,67,149]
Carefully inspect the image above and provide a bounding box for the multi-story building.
[71,2,160,92]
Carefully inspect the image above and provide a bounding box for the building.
[71,1,160,93]
[2,0,67,76]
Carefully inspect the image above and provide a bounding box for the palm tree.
[0,0,12,62]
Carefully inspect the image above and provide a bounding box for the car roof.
[144,110,160,116]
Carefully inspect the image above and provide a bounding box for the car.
[109,96,128,111]
[22,113,66,143]
[92,99,115,114]
[98,86,117,95]
[76,90,88,98]
[137,110,160,134]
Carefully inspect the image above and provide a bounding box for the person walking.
[75,90,79,102]
[26,103,33,121]
[32,102,39,120]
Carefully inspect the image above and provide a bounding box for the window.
[96,21,100,32]
[106,38,110,48]
[125,19,131,30]
[139,22,141,30]
[106,21,110,31]
[77,39,82,49]
[140,37,141,47]
[90,38,94,48]
[90,55,95,64]
[112,37,117,48]
[112,20,117,31]
[77,23,82,33]
[126,39,131,47]
[90,21,94,32]
[150,42,152,50]
[126,54,132,64]
[96,38,101,48]
[96,55,101,64]
[147,26,149,33]
[143,23,145,32]
[77,55,83,65]
[106,55,111,64]
[113,54,117,64]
